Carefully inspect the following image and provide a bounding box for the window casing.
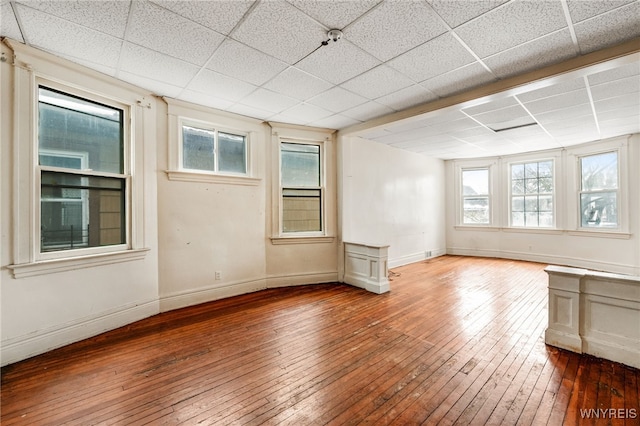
[180,121,247,175]
[579,151,619,228]
[509,160,554,228]
[37,86,128,256]
[461,168,490,225]
[280,141,323,234]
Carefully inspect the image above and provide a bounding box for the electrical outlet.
[215,271,221,280]
[425,250,432,258]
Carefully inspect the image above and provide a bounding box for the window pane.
[512,196,524,212]
[511,212,524,227]
[218,132,246,174]
[281,143,320,187]
[525,162,539,179]
[463,197,489,224]
[510,160,554,228]
[524,195,539,212]
[511,164,525,180]
[539,195,553,212]
[538,161,553,177]
[183,125,215,172]
[581,151,618,191]
[525,178,538,194]
[581,191,617,227]
[512,179,525,195]
[282,188,321,232]
[539,177,553,193]
[462,169,488,196]
[525,212,539,227]
[38,87,123,174]
[41,171,125,252]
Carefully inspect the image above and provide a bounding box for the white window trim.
[455,160,497,228]
[35,80,131,261]
[6,41,152,277]
[507,157,557,229]
[567,137,629,236]
[164,97,261,186]
[269,124,336,244]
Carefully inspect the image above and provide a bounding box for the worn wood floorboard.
[2,255,639,425]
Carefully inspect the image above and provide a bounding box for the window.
[281,142,322,233]
[38,86,126,253]
[510,160,554,227]
[579,151,618,228]
[462,168,490,224]
[181,123,246,174]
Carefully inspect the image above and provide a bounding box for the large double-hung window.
[38,86,126,253]
[461,168,490,224]
[281,142,322,233]
[579,151,618,228]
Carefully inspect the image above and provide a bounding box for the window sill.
[270,236,335,245]
[6,248,150,279]
[454,226,501,231]
[165,170,261,186]
[567,230,631,239]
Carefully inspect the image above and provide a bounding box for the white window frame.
[566,136,629,237]
[165,97,261,186]
[35,80,131,261]
[458,165,494,227]
[6,41,152,278]
[508,158,556,229]
[578,150,620,230]
[279,139,324,236]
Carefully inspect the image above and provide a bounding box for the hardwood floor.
[2,255,639,425]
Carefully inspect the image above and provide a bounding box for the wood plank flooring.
[2,255,639,425]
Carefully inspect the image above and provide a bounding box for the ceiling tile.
[375,85,439,111]
[587,60,639,85]
[276,102,334,124]
[150,0,254,35]
[594,93,640,113]
[1,0,23,41]
[186,68,257,102]
[118,71,183,98]
[296,40,380,85]
[462,97,519,115]
[470,104,533,129]
[15,4,122,67]
[287,0,380,29]
[597,105,640,122]
[484,29,576,79]
[524,89,591,114]
[566,0,635,24]
[237,88,299,114]
[307,86,368,113]
[308,114,362,129]
[206,39,288,86]
[232,1,326,64]
[426,0,509,28]
[421,62,496,97]
[126,1,224,67]
[263,67,333,101]
[17,0,130,38]
[342,101,395,121]
[516,77,585,103]
[120,42,200,87]
[344,0,448,61]
[56,53,117,78]
[227,103,274,121]
[455,0,567,59]
[340,65,414,100]
[574,2,640,53]
[387,32,476,82]
[534,104,594,124]
[590,76,640,101]
[177,90,235,111]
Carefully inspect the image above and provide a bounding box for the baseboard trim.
[446,247,638,275]
[389,248,447,269]
[159,278,267,312]
[1,299,159,367]
[266,271,338,288]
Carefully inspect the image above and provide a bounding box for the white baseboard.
[266,271,338,288]
[159,278,267,312]
[388,248,446,269]
[583,336,640,369]
[446,247,637,275]
[1,299,159,367]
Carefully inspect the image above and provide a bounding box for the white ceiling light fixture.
[327,29,343,43]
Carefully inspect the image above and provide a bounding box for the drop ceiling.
[1,0,639,159]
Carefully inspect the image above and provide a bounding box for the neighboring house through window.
[579,151,618,228]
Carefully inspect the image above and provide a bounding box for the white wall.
[445,135,640,276]
[340,136,447,268]
[0,41,160,366]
